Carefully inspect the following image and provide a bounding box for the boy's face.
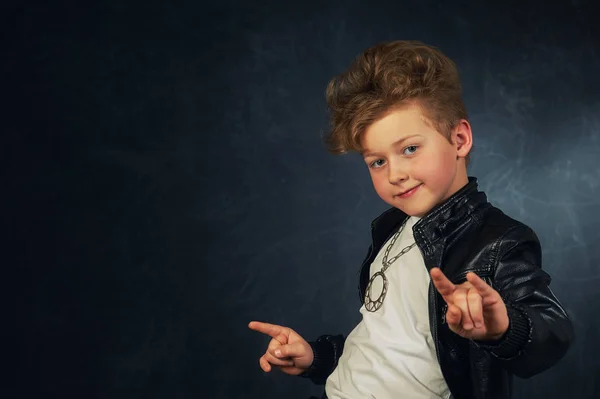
[361,104,472,217]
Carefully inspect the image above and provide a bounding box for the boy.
[248,40,574,399]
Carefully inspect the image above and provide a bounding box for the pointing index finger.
[248,321,288,339]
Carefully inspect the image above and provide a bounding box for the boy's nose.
[388,168,409,185]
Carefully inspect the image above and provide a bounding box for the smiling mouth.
[396,184,422,197]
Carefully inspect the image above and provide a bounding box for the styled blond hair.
[323,40,470,165]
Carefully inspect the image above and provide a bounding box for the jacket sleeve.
[298,334,346,385]
[473,224,575,378]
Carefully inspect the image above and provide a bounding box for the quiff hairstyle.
[323,40,470,165]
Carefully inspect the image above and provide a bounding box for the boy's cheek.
[370,175,389,194]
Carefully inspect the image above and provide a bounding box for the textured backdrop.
[5,0,599,398]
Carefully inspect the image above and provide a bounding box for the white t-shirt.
[325,216,450,399]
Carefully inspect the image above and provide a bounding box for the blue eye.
[370,159,385,168]
[403,145,418,155]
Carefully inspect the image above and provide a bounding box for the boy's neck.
[445,165,469,202]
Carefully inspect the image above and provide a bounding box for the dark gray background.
[5,0,599,398]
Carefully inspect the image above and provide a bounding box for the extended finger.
[249,321,288,340]
[466,273,496,299]
[453,288,474,330]
[467,288,484,329]
[430,268,456,301]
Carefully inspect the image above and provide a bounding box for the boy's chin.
[390,204,431,218]
[380,192,435,217]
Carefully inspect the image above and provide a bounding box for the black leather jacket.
[301,177,574,399]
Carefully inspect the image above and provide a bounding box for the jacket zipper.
[429,280,441,364]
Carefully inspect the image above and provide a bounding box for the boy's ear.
[453,119,473,157]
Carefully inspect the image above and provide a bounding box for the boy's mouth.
[396,184,422,198]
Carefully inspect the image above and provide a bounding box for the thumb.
[274,342,306,359]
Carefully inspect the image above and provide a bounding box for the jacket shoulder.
[445,205,541,278]
[478,205,541,248]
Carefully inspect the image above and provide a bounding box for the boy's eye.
[403,145,418,155]
[370,159,385,168]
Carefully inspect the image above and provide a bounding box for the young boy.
[248,40,574,399]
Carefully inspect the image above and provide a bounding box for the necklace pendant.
[364,271,388,312]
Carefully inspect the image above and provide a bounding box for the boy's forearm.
[299,334,345,385]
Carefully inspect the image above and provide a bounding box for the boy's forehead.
[364,107,424,139]
[362,109,428,138]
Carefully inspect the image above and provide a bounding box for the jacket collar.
[370,176,489,250]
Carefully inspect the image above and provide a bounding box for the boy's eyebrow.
[362,134,423,158]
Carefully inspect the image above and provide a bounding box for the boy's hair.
[323,40,470,165]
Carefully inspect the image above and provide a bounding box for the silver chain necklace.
[364,217,417,312]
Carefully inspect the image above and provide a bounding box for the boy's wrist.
[473,304,532,359]
[487,318,510,342]
[299,339,334,380]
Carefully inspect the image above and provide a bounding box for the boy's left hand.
[430,267,509,341]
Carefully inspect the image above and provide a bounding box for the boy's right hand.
[248,321,314,375]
